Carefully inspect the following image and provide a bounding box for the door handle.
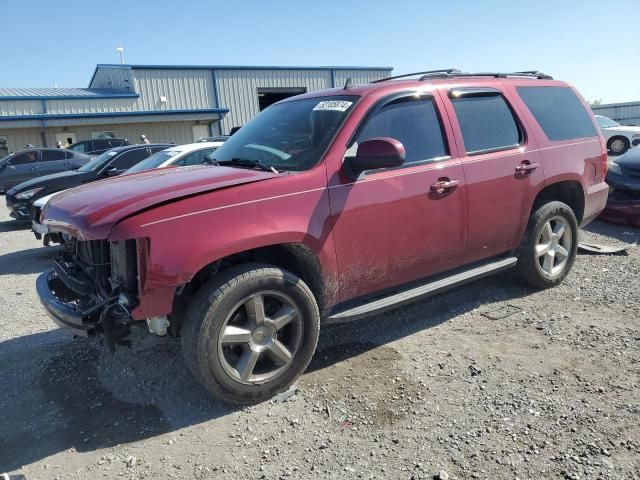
[29,167,38,171]
[515,161,539,174]
[430,178,460,194]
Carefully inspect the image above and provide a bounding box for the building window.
[257,87,307,111]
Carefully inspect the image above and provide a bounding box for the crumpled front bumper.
[36,270,95,337]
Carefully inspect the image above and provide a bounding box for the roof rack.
[375,69,553,82]
[372,69,461,83]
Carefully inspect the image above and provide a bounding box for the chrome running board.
[327,256,518,321]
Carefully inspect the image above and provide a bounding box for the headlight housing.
[607,162,622,175]
[15,187,44,200]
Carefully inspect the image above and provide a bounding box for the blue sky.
[2,0,638,103]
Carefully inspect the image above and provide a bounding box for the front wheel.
[516,201,578,289]
[181,264,320,404]
[608,136,629,155]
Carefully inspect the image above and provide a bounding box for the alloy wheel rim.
[610,139,625,153]
[536,216,572,277]
[218,290,303,385]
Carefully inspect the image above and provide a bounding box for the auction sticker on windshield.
[313,100,353,112]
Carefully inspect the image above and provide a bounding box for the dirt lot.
[0,200,638,480]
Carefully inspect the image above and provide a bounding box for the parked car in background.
[67,138,130,155]
[125,141,225,174]
[31,142,224,244]
[600,147,640,226]
[37,70,608,404]
[198,135,229,143]
[0,148,91,193]
[5,144,171,221]
[595,115,640,155]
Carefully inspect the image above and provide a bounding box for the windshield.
[211,95,357,171]
[0,153,11,165]
[77,150,118,172]
[126,150,180,174]
[596,116,620,128]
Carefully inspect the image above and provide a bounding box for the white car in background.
[32,141,225,244]
[595,115,640,155]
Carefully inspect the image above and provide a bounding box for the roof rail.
[372,69,461,83]
[374,70,553,83]
[419,70,554,80]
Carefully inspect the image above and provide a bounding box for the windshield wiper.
[219,157,279,173]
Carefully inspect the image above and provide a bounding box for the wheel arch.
[531,180,586,223]
[171,242,326,332]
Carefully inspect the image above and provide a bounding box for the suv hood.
[43,165,281,239]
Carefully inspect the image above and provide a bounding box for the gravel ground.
[0,198,638,480]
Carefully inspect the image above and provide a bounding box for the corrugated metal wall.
[215,69,331,130]
[592,102,640,126]
[0,100,44,117]
[333,69,390,87]
[215,68,390,132]
[132,69,215,111]
[0,128,43,152]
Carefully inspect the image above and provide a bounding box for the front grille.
[57,238,112,296]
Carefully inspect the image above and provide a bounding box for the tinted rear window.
[517,86,597,141]
[451,94,521,154]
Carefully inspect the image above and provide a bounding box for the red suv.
[38,70,609,403]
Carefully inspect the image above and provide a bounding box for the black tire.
[607,136,629,155]
[515,201,578,289]
[181,263,320,404]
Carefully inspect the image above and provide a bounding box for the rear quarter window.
[517,86,597,141]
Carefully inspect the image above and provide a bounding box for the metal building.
[0,64,392,154]
[591,101,640,126]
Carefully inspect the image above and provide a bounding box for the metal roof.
[96,63,393,71]
[0,87,138,100]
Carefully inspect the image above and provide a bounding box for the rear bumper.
[36,271,94,337]
[581,182,609,226]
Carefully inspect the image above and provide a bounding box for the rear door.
[328,92,467,301]
[39,149,70,176]
[3,150,40,187]
[438,85,544,264]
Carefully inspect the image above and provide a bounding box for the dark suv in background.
[0,148,91,192]
[68,138,129,155]
[5,144,171,221]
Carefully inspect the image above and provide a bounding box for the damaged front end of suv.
[37,236,141,350]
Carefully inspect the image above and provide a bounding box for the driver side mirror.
[105,166,119,176]
[344,137,405,177]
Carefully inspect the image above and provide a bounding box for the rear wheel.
[516,201,578,289]
[608,136,629,155]
[181,264,320,404]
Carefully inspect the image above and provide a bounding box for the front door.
[439,86,545,264]
[328,93,467,302]
[39,149,72,177]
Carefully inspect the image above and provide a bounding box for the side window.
[178,148,216,166]
[451,93,521,154]
[355,97,448,165]
[41,150,67,162]
[93,139,111,151]
[64,151,75,159]
[69,143,87,153]
[109,149,149,170]
[9,151,38,165]
[517,86,597,141]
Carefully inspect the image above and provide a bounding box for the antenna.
[116,45,125,65]
[343,77,353,90]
